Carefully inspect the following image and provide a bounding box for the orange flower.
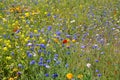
[66,73,73,79]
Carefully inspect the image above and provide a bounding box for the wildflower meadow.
[0,0,120,80]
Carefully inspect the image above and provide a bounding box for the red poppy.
[62,39,68,44]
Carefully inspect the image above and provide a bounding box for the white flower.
[87,63,91,68]
[45,65,50,68]
[70,20,75,23]
[27,43,32,46]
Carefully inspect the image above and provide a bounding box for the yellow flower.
[6,56,12,60]
[13,68,18,72]
[72,39,76,43]
[41,39,45,43]
[8,45,12,48]
[53,38,59,43]
[34,30,38,33]
[66,73,73,79]
[80,4,83,9]
[3,47,8,51]
[25,12,30,17]
[8,77,14,80]
[77,74,83,79]
[44,12,47,15]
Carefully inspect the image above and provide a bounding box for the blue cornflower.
[38,49,42,53]
[66,52,70,55]
[45,73,49,77]
[65,63,69,68]
[28,53,33,57]
[56,31,61,36]
[30,60,35,65]
[40,44,46,49]
[52,73,58,78]
[46,59,51,63]
[95,60,99,62]
[56,61,60,65]
[54,54,58,57]
[11,52,14,56]
[39,57,43,61]
[92,44,98,49]
[48,26,52,31]
[38,61,43,66]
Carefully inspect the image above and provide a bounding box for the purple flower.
[95,60,99,62]
[92,44,98,49]
[17,71,22,75]
[96,69,99,72]
[47,13,51,16]
[66,35,71,38]
[81,45,86,49]
[97,74,102,77]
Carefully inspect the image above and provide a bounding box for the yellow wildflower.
[8,45,12,48]
[8,77,14,80]
[13,68,18,72]
[6,56,12,60]
[25,12,30,17]
[3,47,8,51]
[53,38,59,43]
[77,74,83,79]
[41,39,45,43]
[72,39,76,43]
[44,12,47,15]
[66,73,73,79]
[34,30,38,33]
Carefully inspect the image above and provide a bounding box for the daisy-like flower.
[86,63,91,68]
[66,73,73,79]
